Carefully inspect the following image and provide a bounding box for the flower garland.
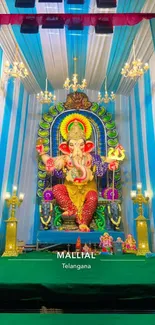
[40,215,52,229]
[110,216,121,230]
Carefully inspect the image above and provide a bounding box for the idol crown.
[67,121,86,141]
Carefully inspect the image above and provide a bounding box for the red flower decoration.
[46,158,55,172]
[36,144,44,154]
[108,161,118,171]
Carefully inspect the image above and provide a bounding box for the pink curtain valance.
[0,13,155,27]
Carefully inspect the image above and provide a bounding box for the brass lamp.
[121,41,149,79]
[4,45,29,80]
[2,186,24,257]
[98,76,116,104]
[130,182,150,256]
[63,57,87,92]
[37,78,56,104]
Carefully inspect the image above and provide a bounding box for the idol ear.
[84,141,95,153]
[59,142,70,154]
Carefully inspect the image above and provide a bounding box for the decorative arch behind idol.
[36,92,121,199]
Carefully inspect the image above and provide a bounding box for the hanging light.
[63,57,87,92]
[36,78,56,104]
[121,41,149,79]
[98,76,116,104]
[4,45,29,80]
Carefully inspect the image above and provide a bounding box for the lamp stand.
[2,188,23,257]
[131,186,150,256]
[2,216,18,257]
[136,215,150,256]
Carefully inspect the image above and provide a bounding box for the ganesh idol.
[36,114,118,232]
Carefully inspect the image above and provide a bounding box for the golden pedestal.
[61,215,78,231]
[2,187,24,257]
[124,249,136,255]
[131,187,150,256]
[136,248,150,256]
[2,217,18,257]
[136,215,150,256]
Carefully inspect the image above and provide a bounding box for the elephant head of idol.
[59,114,94,182]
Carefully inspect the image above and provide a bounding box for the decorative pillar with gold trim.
[130,183,150,256]
[2,186,24,257]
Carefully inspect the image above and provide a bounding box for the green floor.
[1,252,155,313]
[0,314,155,325]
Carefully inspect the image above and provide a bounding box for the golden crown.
[67,121,86,141]
[60,113,92,141]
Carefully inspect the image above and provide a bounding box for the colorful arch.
[37,101,121,198]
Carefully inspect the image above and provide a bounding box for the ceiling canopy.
[0,0,154,96]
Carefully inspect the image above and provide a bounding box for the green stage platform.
[0,252,155,313]
[0,315,155,325]
[0,251,154,285]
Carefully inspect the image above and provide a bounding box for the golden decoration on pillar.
[98,76,116,104]
[2,186,24,257]
[63,57,87,92]
[130,183,150,256]
[121,41,149,79]
[37,78,56,104]
[4,45,29,80]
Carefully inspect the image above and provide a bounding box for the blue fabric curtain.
[4,1,53,91]
[100,0,146,93]
[150,19,155,50]
[100,24,142,94]
[64,0,90,81]
[117,0,146,12]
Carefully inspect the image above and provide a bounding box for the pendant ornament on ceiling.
[37,78,56,104]
[63,57,87,92]
[4,45,29,80]
[121,41,149,79]
[98,76,116,104]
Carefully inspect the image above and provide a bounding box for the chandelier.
[4,45,29,80]
[98,76,116,104]
[36,78,56,104]
[121,41,149,79]
[63,57,87,92]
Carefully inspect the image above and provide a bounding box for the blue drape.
[4,2,53,91]
[150,19,155,50]
[100,0,146,93]
[64,0,90,81]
